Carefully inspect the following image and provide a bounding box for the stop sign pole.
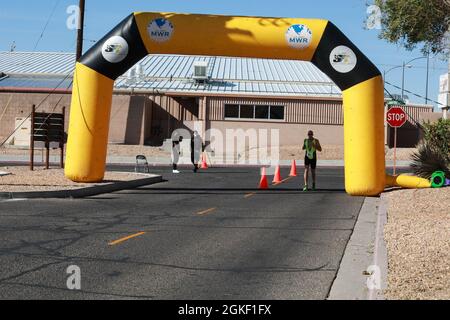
[393,126,398,175]
[386,107,407,175]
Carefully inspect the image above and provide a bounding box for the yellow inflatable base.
[386,174,432,189]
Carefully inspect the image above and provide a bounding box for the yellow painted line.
[196,207,217,216]
[244,192,256,199]
[108,232,146,246]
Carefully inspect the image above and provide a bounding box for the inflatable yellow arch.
[65,12,431,196]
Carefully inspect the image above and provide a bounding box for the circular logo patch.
[148,18,174,43]
[330,46,357,73]
[101,36,129,64]
[286,24,313,50]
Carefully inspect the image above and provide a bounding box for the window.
[270,106,285,120]
[224,104,285,121]
[240,105,254,119]
[255,105,269,119]
[224,104,239,118]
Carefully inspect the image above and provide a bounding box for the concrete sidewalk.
[0,174,163,200]
[328,197,388,300]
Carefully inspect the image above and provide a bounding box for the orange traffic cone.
[289,160,298,177]
[259,167,269,190]
[273,165,282,184]
[200,153,208,169]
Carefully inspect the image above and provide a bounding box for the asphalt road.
[0,166,365,300]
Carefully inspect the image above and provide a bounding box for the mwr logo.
[101,36,129,64]
[329,45,358,73]
[286,24,312,49]
[148,18,174,43]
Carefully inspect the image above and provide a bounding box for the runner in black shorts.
[303,130,322,191]
[304,155,317,170]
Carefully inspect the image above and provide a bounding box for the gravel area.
[1,144,170,158]
[0,166,154,192]
[1,144,414,161]
[278,145,415,161]
[0,146,64,156]
[278,145,343,160]
[385,148,417,161]
[106,144,170,157]
[383,188,450,300]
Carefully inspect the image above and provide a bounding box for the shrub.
[411,142,450,179]
[421,118,450,162]
[411,119,450,179]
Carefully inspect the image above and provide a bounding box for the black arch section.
[79,14,148,80]
[79,16,381,90]
[311,22,381,91]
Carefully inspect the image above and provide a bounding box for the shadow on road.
[120,187,347,195]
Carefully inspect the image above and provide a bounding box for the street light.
[383,65,403,80]
[384,65,410,103]
[384,65,405,86]
[401,55,430,104]
[401,62,413,101]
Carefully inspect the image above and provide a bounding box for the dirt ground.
[383,188,450,300]
[106,144,170,157]
[0,166,153,192]
[1,144,415,161]
[277,145,415,161]
[0,144,170,158]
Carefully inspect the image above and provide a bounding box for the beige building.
[0,52,437,149]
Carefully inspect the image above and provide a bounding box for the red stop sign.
[386,107,407,128]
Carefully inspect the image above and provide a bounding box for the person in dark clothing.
[302,130,322,191]
[191,131,203,173]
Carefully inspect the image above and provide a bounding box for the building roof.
[0,51,75,75]
[0,51,341,97]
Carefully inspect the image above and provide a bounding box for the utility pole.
[445,25,450,119]
[425,52,429,105]
[445,57,450,119]
[401,61,405,101]
[75,0,85,61]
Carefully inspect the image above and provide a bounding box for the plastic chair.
[135,155,150,173]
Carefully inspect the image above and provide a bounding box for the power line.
[32,0,62,51]
[2,0,75,148]
[379,64,448,72]
[385,80,448,109]
[0,73,73,148]
[384,86,424,129]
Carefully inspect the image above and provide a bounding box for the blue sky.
[0,0,447,107]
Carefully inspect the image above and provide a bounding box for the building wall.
[0,92,200,147]
[208,96,344,124]
[146,95,200,145]
[210,121,344,146]
[109,95,132,144]
[385,105,434,148]
[0,93,71,142]
[207,96,344,146]
[0,92,135,145]
[0,92,434,149]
